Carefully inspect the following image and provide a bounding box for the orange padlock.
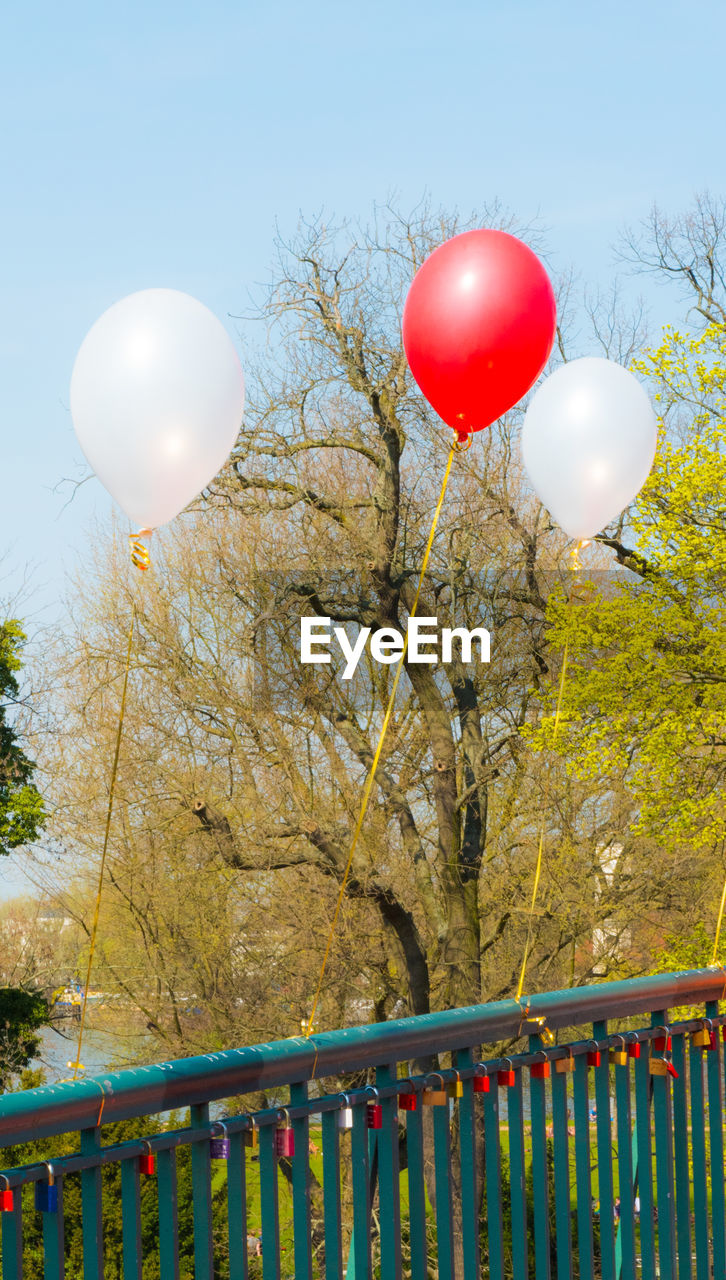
[649,1057,668,1077]
[423,1075,448,1105]
[555,1049,575,1074]
[692,1020,712,1049]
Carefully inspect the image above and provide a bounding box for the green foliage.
[0,988,49,1091]
[541,324,726,856]
[0,620,44,856]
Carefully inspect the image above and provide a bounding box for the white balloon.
[70,289,245,529]
[521,357,657,541]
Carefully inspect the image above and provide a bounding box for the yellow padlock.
[692,1026,711,1048]
[555,1052,575,1074]
[244,1125,259,1149]
[447,1074,464,1099]
[610,1037,628,1067]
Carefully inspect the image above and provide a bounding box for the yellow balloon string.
[515,538,586,1006]
[69,605,137,1080]
[303,439,460,1041]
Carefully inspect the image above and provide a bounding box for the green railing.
[0,968,724,1279]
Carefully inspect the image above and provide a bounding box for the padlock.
[497,1069,515,1088]
[473,1073,490,1093]
[210,1124,230,1160]
[555,1051,575,1074]
[244,1123,259,1150]
[35,1165,57,1214]
[0,1187,13,1212]
[610,1039,628,1067]
[649,1057,668,1076]
[530,1060,550,1080]
[398,1092,418,1111]
[139,1142,156,1175]
[666,1061,679,1078]
[628,1041,641,1059]
[692,1021,712,1048]
[275,1110,295,1158]
[366,1103,383,1128]
[722,1025,726,1043]
[654,1033,671,1052]
[447,1074,464,1099]
[587,1050,601,1068]
[422,1089,448,1106]
[337,1105,354,1128]
[710,1030,718,1051]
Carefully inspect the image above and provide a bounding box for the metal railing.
[0,967,724,1279]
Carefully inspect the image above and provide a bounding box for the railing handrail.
[1,967,722,1145]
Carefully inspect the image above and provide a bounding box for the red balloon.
[402,230,556,437]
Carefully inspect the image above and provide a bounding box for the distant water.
[34,1020,153,1083]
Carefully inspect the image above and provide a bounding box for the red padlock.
[473,1074,490,1093]
[722,1025,726,1043]
[530,1060,550,1079]
[654,1033,671,1052]
[366,1104,383,1129]
[0,1184,13,1212]
[275,1110,295,1158]
[139,1142,155,1176]
[587,1051,601,1068]
[497,1068,515,1088]
[398,1092,418,1111]
[628,1041,641,1059]
[666,1061,679,1079]
[710,1030,718,1051]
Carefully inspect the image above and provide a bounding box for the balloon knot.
[130,530,152,571]
[453,429,472,452]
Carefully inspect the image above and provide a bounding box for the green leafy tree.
[0,620,44,856]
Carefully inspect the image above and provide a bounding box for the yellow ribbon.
[304,440,459,1040]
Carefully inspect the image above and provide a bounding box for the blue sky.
[1,0,724,891]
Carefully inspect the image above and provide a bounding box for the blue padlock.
[35,1164,58,1213]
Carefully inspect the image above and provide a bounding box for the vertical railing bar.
[2,1183,24,1279]
[321,1110,343,1280]
[650,1011,676,1280]
[506,1064,528,1280]
[404,1088,427,1280]
[705,998,726,1280]
[156,1147,180,1280]
[190,1102,214,1280]
[455,1048,480,1280]
[483,1075,505,1280]
[227,1130,248,1280]
[529,1037,551,1280]
[593,1020,616,1280]
[573,1052,594,1280]
[259,1121,282,1280]
[80,1126,104,1280]
[120,1157,142,1280]
[634,1041,656,1280]
[431,1093,455,1280]
[688,1037,709,1280]
[376,1065,402,1280]
[349,1104,372,1280]
[290,1081,313,1280]
[670,1032,692,1280]
[551,1056,572,1280]
[613,1052,636,1280]
[41,1176,65,1280]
